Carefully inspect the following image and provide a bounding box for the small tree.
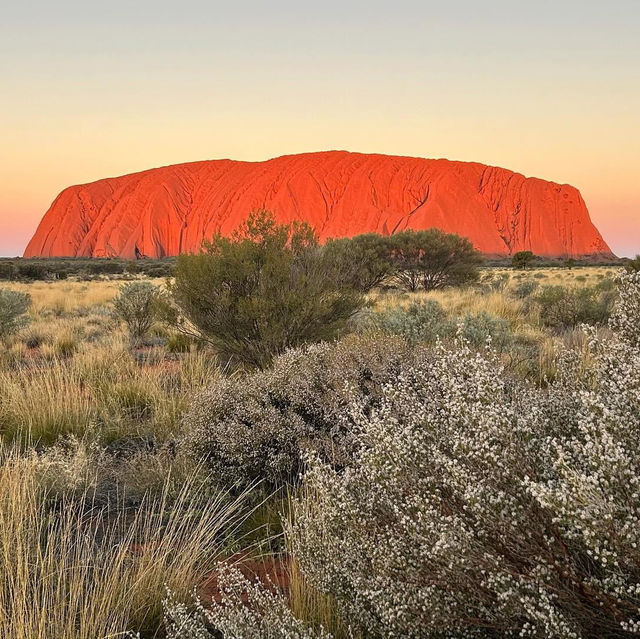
[389,229,482,291]
[0,288,31,342]
[512,250,535,269]
[322,233,393,292]
[167,210,364,369]
[113,281,159,340]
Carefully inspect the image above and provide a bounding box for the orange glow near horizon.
[1,2,638,257]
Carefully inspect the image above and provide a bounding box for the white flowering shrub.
[183,335,415,490]
[288,275,640,637]
[163,567,333,639]
[609,270,640,347]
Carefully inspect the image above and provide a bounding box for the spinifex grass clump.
[0,345,218,446]
[0,448,248,639]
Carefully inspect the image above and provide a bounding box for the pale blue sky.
[2,1,639,255]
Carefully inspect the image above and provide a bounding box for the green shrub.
[167,210,364,369]
[389,229,483,291]
[0,262,17,280]
[322,233,393,292]
[535,284,615,329]
[512,250,536,269]
[113,281,159,339]
[15,262,49,280]
[458,311,514,351]
[0,288,31,341]
[360,300,453,344]
[125,260,140,274]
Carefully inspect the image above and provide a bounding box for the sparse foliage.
[0,288,31,341]
[113,281,159,339]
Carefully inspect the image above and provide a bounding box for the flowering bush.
[183,335,414,490]
[287,274,640,637]
[163,567,333,639]
[609,270,640,347]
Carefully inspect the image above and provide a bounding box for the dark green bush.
[535,284,616,329]
[512,250,536,269]
[322,233,394,292]
[0,262,17,280]
[389,229,483,291]
[166,210,364,369]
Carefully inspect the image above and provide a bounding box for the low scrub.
[534,283,616,329]
[184,334,413,491]
[0,288,31,341]
[285,272,640,637]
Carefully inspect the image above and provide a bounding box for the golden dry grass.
[0,447,248,639]
[3,280,120,315]
[0,278,219,446]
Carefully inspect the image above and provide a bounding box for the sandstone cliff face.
[24,151,612,258]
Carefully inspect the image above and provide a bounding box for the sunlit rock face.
[24,151,612,258]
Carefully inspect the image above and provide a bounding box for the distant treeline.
[0,253,626,282]
[0,258,176,281]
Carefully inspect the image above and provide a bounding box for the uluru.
[24,151,612,259]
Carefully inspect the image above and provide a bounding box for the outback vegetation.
[0,213,637,638]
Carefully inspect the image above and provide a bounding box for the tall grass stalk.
[0,449,248,639]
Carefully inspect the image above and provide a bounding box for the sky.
[1,1,639,257]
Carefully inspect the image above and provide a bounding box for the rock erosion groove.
[24,151,612,258]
